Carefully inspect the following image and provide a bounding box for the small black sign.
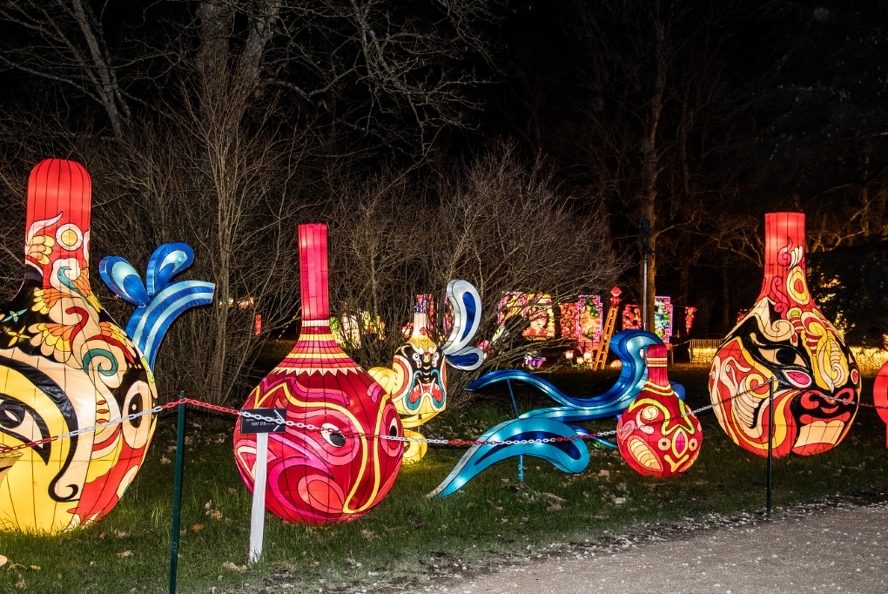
[241,408,288,434]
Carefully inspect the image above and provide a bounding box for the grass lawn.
[1,366,886,593]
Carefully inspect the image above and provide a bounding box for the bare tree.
[325,144,626,405]
[0,0,506,405]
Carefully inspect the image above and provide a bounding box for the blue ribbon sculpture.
[441,280,484,370]
[429,330,683,497]
[99,243,215,369]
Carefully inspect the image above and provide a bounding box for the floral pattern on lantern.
[617,344,702,477]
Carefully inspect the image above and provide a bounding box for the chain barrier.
[0,377,880,455]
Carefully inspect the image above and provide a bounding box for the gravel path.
[413,498,888,594]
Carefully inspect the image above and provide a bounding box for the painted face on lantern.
[233,373,403,524]
[398,335,446,417]
[710,300,858,457]
[0,159,159,534]
[709,213,859,458]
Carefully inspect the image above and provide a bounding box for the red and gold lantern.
[617,344,702,477]
[709,213,859,457]
[0,160,157,533]
[233,224,403,524]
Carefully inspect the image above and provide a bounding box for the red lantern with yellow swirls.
[232,224,403,524]
[708,212,859,458]
[617,344,702,478]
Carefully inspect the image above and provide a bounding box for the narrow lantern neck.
[760,212,806,299]
[645,344,670,388]
[24,159,92,284]
[298,223,330,321]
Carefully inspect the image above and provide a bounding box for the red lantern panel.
[617,345,702,478]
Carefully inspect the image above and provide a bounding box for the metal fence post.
[169,392,186,594]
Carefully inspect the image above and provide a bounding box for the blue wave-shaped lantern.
[430,330,683,497]
[441,280,484,371]
[428,418,589,498]
[99,243,215,370]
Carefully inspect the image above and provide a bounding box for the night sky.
[0,0,886,343]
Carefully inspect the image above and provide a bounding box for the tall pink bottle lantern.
[233,224,403,524]
[709,212,860,457]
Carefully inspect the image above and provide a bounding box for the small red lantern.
[616,344,702,478]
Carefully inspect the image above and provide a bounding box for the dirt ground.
[406,494,888,594]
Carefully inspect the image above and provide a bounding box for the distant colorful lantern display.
[684,306,697,336]
[369,281,483,463]
[0,160,212,534]
[496,292,555,340]
[622,304,641,330]
[617,344,702,477]
[623,298,673,343]
[709,212,860,458]
[873,361,888,447]
[233,224,404,524]
[561,295,603,348]
[654,297,673,344]
[400,294,435,337]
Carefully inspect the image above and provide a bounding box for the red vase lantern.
[233,224,403,524]
[0,159,157,533]
[709,212,859,457]
[617,344,702,477]
[874,361,888,447]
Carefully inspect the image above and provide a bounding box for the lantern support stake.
[766,377,776,517]
[169,391,186,594]
[240,407,287,564]
[250,432,269,564]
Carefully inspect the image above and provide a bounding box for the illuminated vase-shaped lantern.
[874,361,888,448]
[369,304,446,463]
[233,224,404,524]
[0,159,157,533]
[709,212,859,457]
[617,344,702,477]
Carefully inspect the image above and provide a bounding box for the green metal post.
[169,392,186,594]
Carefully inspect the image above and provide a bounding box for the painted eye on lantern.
[122,381,153,450]
[0,396,50,458]
[749,335,805,367]
[657,437,671,450]
[321,422,346,448]
[759,346,805,367]
[388,416,399,437]
[55,224,83,251]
